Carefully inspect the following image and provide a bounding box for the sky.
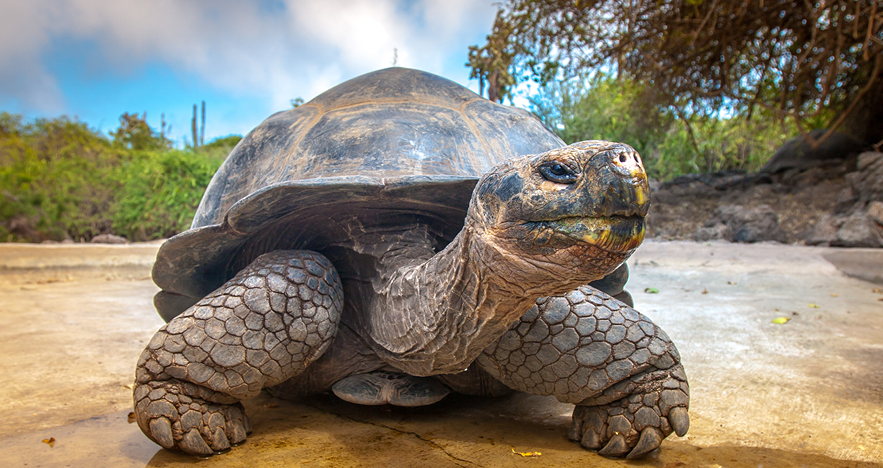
[0,0,501,146]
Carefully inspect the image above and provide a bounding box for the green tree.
[469,0,883,145]
[110,112,169,150]
[466,14,518,102]
[530,75,796,179]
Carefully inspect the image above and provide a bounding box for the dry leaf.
[265,404,278,408]
[42,437,55,448]
[830,293,839,297]
[772,317,791,324]
[727,281,737,285]
[808,303,820,308]
[873,288,881,294]
[127,412,136,424]
[701,288,708,294]
[123,383,134,390]
[511,448,542,457]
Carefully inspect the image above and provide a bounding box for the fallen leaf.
[873,288,881,294]
[127,412,136,424]
[772,317,791,324]
[830,293,838,297]
[42,437,55,448]
[265,404,278,408]
[701,288,708,294]
[511,448,542,457]
[878,298,883,302]
[727,281,737,285]
[808,303,820,308]
[123,383,134,390]
[644,287,659,294]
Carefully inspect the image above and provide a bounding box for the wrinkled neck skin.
[361,220,618,377]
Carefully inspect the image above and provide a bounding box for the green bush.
[0,112,235,242]
[110,147,228,241]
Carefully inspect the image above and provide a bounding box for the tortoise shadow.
[143,392,882,468]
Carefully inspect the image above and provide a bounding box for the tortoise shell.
[152,67,564,320]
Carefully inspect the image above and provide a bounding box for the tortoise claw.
[179,428,214,456]
[669,406,690,437]
[210,427,231,452]
[580,426,602,450]
[626,427,663,459]
[148,417,174,449]
[598,433,630,457]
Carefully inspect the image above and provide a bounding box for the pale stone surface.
[0,241,881,467]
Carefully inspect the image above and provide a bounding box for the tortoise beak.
[546,144,649,253]
[547,215,645,253]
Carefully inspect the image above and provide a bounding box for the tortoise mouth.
[544,215,645,253]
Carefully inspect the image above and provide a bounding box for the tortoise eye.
[539,161,578,184]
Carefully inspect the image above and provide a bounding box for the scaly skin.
[134,251,343,455]
[134,141,689,458]
[477,285,689,459]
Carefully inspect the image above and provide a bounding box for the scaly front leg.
[476,285,689,459]
[134,251,343,455]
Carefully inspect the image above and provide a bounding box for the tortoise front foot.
[569,364,689,459]
[133,250,343,455]
[134,379,251,456]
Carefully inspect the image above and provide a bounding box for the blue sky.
[0,0,500,145]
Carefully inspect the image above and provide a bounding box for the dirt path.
[0,241,880,467]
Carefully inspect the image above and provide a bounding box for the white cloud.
[0,0,498,115]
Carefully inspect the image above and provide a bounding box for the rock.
[693,223,731,242]
[833,185,858,213]
[760,129,869,176]
[853,152,883,206]
[697,205,787,243]
[90,234,128,244]
[868,201,883,226]
[807,151,883,248]
[806,215,842,245]
[834,214,882,248]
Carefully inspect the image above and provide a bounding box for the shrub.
[0,112,235,242]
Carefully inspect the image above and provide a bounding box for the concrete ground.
[0,240,881,468]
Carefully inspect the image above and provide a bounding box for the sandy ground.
[0,240,881,468]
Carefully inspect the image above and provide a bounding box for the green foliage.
[110,146,228,240]
[0,113,117,241]
[0,112,235,242]
[529,76,796,181]
[470,0,883,144]
[467,14,518,103]
[203,134,242,151]
[110,112,170,151]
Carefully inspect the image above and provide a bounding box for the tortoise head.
[467,140,650,285]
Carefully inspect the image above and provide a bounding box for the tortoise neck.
[362,221,538,376]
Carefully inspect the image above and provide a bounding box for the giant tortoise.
[134,67,689,459]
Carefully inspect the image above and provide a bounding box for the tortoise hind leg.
[133,250,343,455]
[475,286,689,459]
